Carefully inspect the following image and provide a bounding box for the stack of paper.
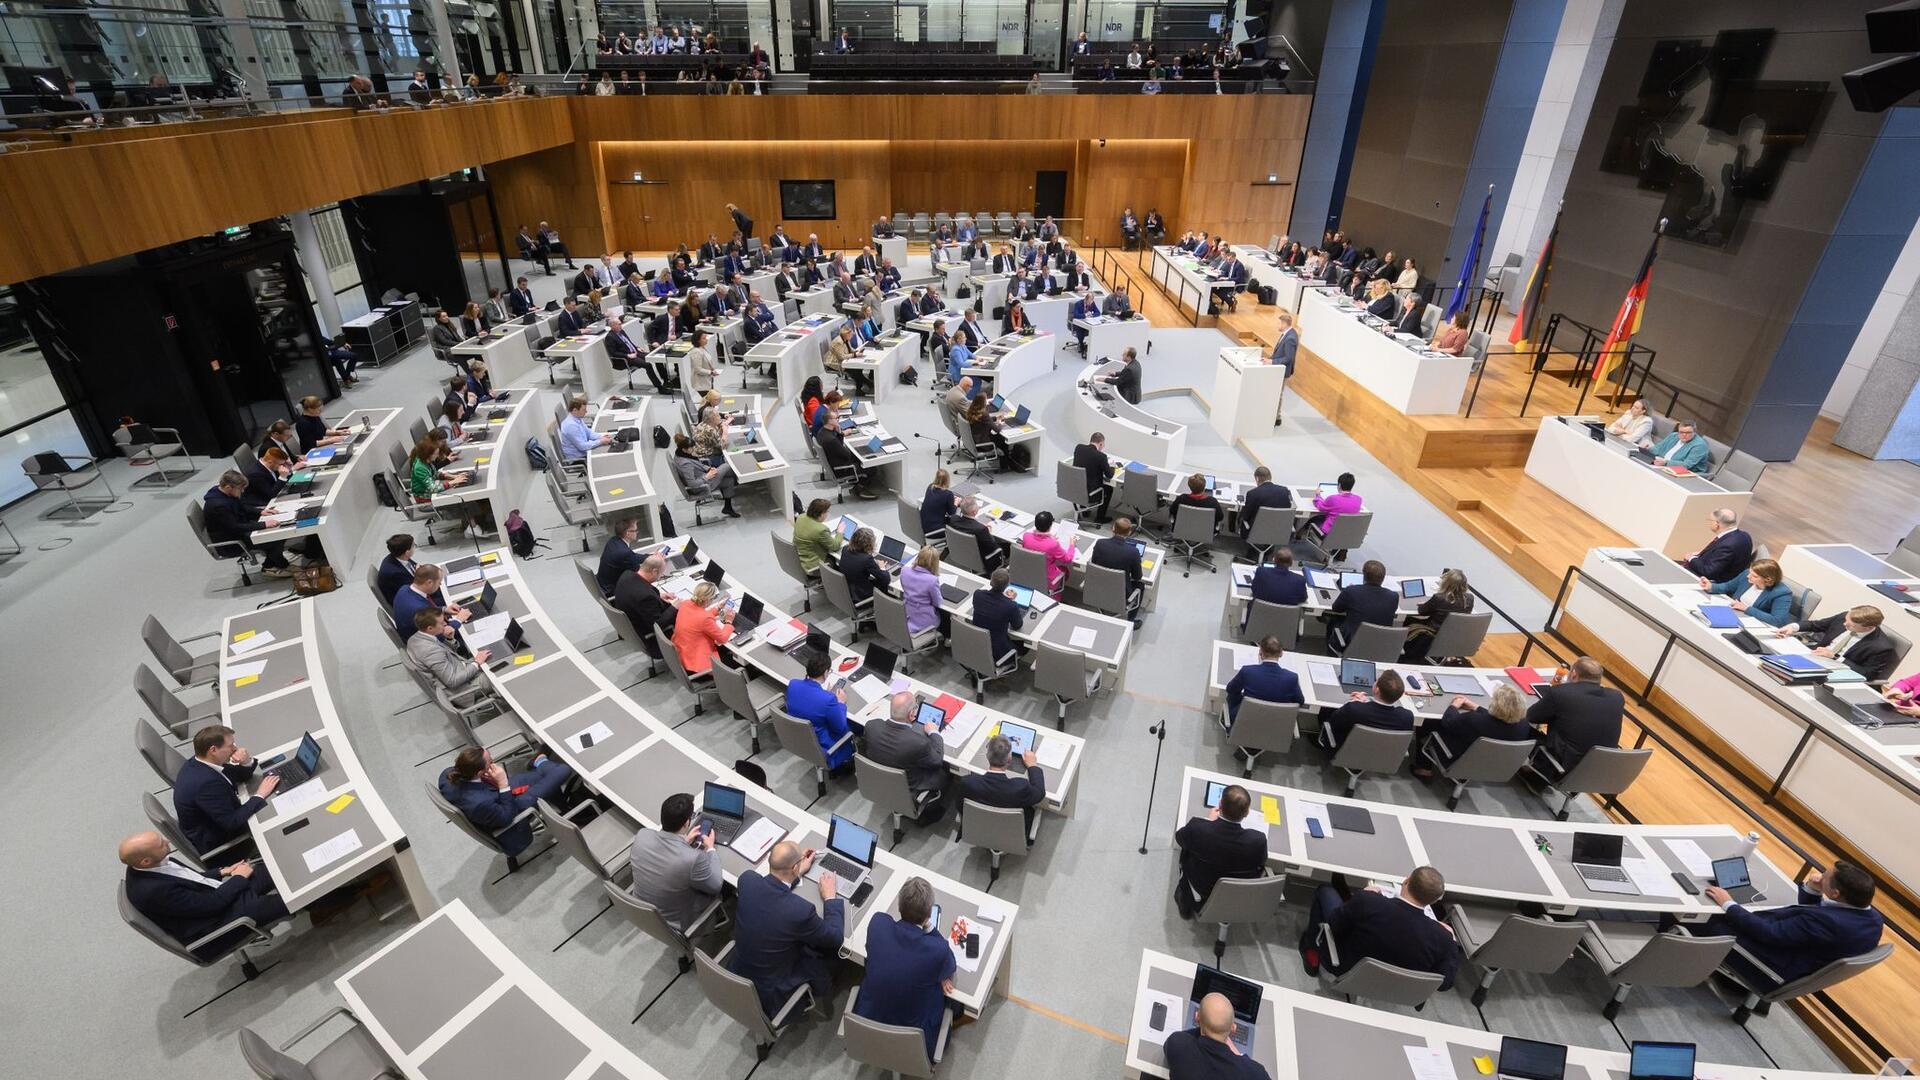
[1068,627,1099,649]
[302,829,364,873]
[941,706,988,748]
[229,632,277,656]
[1034,737,1069,771]
[730,817,785,862]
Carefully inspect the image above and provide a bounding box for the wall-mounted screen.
[780,180,836,220]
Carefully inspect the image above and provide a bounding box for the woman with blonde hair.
[900,545,946,640]
[1402,568,1475,662]
[1606,398,1654,446]
[1414,683,1532,778]
[1364,277,1396,320]
[671,580,735,675]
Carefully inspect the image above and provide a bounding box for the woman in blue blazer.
[1706,557,1794,627]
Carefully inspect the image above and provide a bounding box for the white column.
[1825,216,1920,422]
[1488,0,1623,310]
[421,0,465,85]
[290,209,344,339]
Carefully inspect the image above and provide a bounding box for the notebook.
[1697,604,1743,630]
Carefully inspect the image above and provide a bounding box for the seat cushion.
[581,811,635,872]
[1583,919,1658,972]
[1446,901,1506,953]
[308,1024,396,1080]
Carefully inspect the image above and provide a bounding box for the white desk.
[960,487,1166,610]
[1233,244,1312,313]
[966,272,1012,321]
[1075,359,1186,470]
[450,321,538,388]
[1123,950,1858,1080]
[431,397,538,529]
[1296,287,1472,415]
[584,393,665,538]
[966,331,1055,397]
[251,407,407,576]
[742,313,842,403]
[1148,245,1240,323]
[1209,345,1285,443]
[1024,294,1078,360]
[338,901,667,1080]
[875,235,907,268]
[709,393,793,517]
[841,330,916,402]
[1777,544,1920,682]
[1524,415,1748,558]
[1075,313,1152,364]
[220,601,432,919]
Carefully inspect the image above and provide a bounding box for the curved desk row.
[251,406,407,575]
[218,599,433,919]
[459,549,1019,1015]
[963,330,1055,397]
[1296,286,1472,416]
[1074,359,1187,471]
[430,396,539,530]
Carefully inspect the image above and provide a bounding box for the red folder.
[931,693,965,721]
[1504,667,1547,695]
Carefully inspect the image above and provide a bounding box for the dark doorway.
[1034,171,1068,218]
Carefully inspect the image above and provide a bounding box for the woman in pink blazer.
[1020,510,1074,598]
[670,582,735,675]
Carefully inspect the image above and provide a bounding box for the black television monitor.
[780,180,836,221]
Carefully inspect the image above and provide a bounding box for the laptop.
[788,626,832,658]
[1186,965,1260,1056]
[1494,1036,1568,1080]
[1012,404,1032,426]
[997,720,1039,758]
[1710,856,1767,904]
[698,781,760,846]
[1338,657,1376,691]
[264,732,323,790]
[473,580,500,615]
[730,593,766,634]
[806,815,878,891]
[1399,578,1427,599]
[877,534,907,570]
[480,619,530,668]
[848,641,897,685]
[1569,832,1639,895]
[668,538,700,571]
[990,394,1006,412]
[1627,1041,1696,1080]
[702,560,727,586]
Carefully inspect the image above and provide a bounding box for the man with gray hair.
[945,493,1003,573]
[1681,506,1753,585]
[728,839,843,1015]
[851,875,957,1060]
[611,554,671,650]
[864,692,950,824]
[955,733,1045,835]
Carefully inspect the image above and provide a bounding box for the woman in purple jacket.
[900,545,948,639]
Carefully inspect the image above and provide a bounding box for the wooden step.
[1452,498,1530,556]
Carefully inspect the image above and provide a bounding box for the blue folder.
[1697,605,1743,630]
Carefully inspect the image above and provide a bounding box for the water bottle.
[1744,831,1759,856]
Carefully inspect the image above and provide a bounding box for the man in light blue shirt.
[1648,421,1710,473]
[947,332,973,386]
[559,396,608,462]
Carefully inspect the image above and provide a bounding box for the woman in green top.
[406,435,471,502]
[792,497,842,574]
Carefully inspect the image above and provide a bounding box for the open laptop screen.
[828,816,878,866]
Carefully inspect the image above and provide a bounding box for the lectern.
[1209,346,1286,442]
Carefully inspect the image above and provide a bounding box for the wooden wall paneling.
[1080,139,1187,248]
[886,140,1075,221]
[596,140,893,252]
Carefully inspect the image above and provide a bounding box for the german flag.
[1593,223,1664,385]
[1508,208,1560,347]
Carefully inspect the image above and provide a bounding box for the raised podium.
[1208,346,1285,442]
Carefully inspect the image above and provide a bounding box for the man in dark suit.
[704,285,735,319]
[970,569,1025,666]
[1299,865,1460,988]
[1091,517,1147,620]
[437,746,574,858]
[1525,656,1624,778]
[1105,347,1143,405]
[1249,546,1309,609]
[1320,669,1415,751]
[957,311,986,348]
[1269,312,1299,376]
[375,534,418,608]
[647,304,685,347]
[991,245,1019,274]
[611,556,670,662]
[1704,861,1885,991]
[729,839,844,1015]
[1239,467,1293,539]
[604,315,643,375]
[1782,605,1899,683]
[918,288,944,316]
[802,234,826,261]
[897,289,923,327]
[507,276,537,316]
[1172,783,1267,919]
[595,518,644,596]
[1071,433,1112,519]
[1681,509,1754,583]
[1224,636,1305,727]
[1067,289,1099,352]
[1216,251,1249,311]
[955,734,1046,834]
[743,292,778,343]
[865,692,950,823]
[241,450,289,511]
[946,496,1004,573]
[119,830,288,959]
[774,263,801,299]
[555,297,587,337]
[1327,559,1398,652]
[204,470,292,577]
[174,724,278,856]
[728,202,754,240]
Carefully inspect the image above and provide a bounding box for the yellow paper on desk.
[489,418,507,425]
[232,630,256,643]
[513,654,536,665]
[480,552,499,564]
[475,456,491,465]
[1141,559,1157,571]
[609,487,625,496]
[1472,1055,1494,1075]
[326,794,356,814]
[1260,795,1281,825]
[234,675,259,687]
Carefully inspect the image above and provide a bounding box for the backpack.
[524,436,549,471]
[505,510,542,558]
[898,364,920,386]
[372,472,399,509]
[651,425,670,449]
[659,504,677,538]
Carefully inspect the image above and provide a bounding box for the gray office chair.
[233,442,261,474]
[143,614,222,687]
[892,212,910,233]
[571,557,659,678]
[975,211,994,236]
[1080,562,1138,620]
[818,563,876,638]
[1341,623,1409,663]
[1227,698,1297,777]
[1527,744,1652,820]
[603,878,726,977]
[653,626,720,720]
[1578,922,1734,1018]
[1196,873,1288,962]
[1723,941,1892,1025]
[996,212,1015,234]
[1887,524,1920,576]
[943,529,990,575]
[113,424,194,488]
[238,1006,399,1080]
[423,777,541,872]
[118,878,276,978]
[1315,924,1446,1009]
[143,790,247,872]
[895,494,927,546]
[186,499,262,587]
[1419,736,1534,810]
[770,704,851,798]
[1032,641,1102,729]
[374,606,408,654]
[910,213,931,238]
[23,449,115,518]
[772,532,827,613]
[1465,330,1490,374]
[1790,583,1821,624]
[856,754,937,846]
[1008,544,1053,595]
[1242,600,1300,649]
[955,798,1039,885]
[933,211,952,232]
[535,798,635,886]
[842,984,948,1077]
[1328,724,1413,796]
[1446,902,1586,1005]
[700,940,814,1061]
[1419,304,1442,339]
[136,661,219,739]
[1169,504,1218,576]
[949,618,1020,702]
[136,713,190,788]
[543,466,599,552]
[710,660,781,754]
[388,469,450,542]
[1244,511,1293,564]
[1712,449,1766,492]
[1056,460,1099,519]
[871,588,942,673]
[1418,611,1492,664]
[1877,625,1912,686]
[1113,469,1164,537]
[1306,510,1372,565]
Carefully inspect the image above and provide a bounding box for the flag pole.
[1510,199,1561,358]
